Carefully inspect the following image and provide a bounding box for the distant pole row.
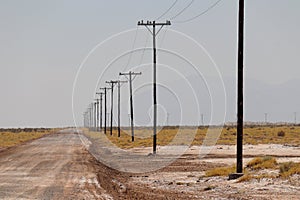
[83,20,171,155]
[83,72,142,139]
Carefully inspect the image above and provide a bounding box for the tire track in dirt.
[0,129,112,200]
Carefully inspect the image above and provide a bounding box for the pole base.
[228,173,244,180]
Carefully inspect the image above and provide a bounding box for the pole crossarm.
[138,20,171,36]
[119,72,142,76]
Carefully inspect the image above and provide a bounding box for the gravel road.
[0,129,112,200]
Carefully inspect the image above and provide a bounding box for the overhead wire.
[170,0,195,20]
[155,0,179,21]
[118,26,139,86]
[123,26,139,72]
[173,0,223,23]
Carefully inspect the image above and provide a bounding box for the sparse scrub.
[84,125,300,149]
[205,165,236,177]
[238,173,276,182]
[246,156,277,170]
[0,129,56,148]
[277,130,285,137]
[280,162,300,177]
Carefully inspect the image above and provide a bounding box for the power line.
[155,0,178,20]
[123,27,139,72]
[138,33,150,66]
[173,0,222,23]
[170,0,195,20]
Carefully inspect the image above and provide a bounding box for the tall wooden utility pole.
[93,102,97,131]
[264,113,268,124]
[94,99,100,131]
[106,81,118,136]
[100,87,110,134]
[96,92,104,131]
[83,112,86,128]
[230,0,245,179]
[89,104,93,130]
[137,20,171,154]
[119,71,142,142]
[117,80,127,137]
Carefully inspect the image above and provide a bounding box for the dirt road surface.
[0,129,192,200]
[0,129,113,199]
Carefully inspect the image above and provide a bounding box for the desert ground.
[0,127,300,199]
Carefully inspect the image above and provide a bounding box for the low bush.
[277,130,285,137]
[246,156,277,170]
[205,165,236,177]
[280,162,300,177]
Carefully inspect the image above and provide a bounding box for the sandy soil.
[1,130,300,199]
[126,145,300,199]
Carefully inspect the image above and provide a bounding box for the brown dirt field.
[1,129,300,199]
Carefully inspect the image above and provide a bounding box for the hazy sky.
[0,0,299,127]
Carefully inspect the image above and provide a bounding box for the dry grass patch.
[0,129,56,148]
[280,162,300,178]
[83,125,300,149]
[238,173,277,182]
[205,165,236,177]
[246,156,277,170]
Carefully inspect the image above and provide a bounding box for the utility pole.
[86,109,90,128]
[83,112,86,128]
[117,80,127,137]
[88,105,92,131]
[106,81,118,136]
[107,113,110,127]
[100,87,110,134]
[264,113,268,124]
[166,112,170,126]
[95,99,100,131]
[96,92,104,131]
[119,71,142,142]
[94,102,97,131]
[138,20,171,154]
[128,114,131,128]
[230,0,244,179]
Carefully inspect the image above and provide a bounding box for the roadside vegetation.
[205,156,300,181]
[0,128,57,148]
[84,125,300,149]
